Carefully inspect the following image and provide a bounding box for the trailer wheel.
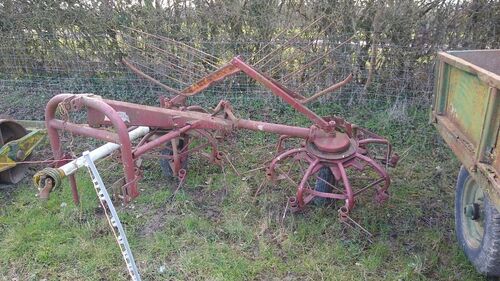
[160,138,187,179]
[314,167,335,205]
[455,166,500,276]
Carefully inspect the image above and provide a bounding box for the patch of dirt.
[135,192,187,237]
[0,183,18,204]
[139,210,169,237]
[191,187,226,222]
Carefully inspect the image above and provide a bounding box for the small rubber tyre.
[314,166,335,205]
[455,166,500,277]
[160,138,188,178]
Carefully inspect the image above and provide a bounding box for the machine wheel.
[314,166,335,205]
[0,120,29,184]
[160,138,188,178]
[455,166,500,276]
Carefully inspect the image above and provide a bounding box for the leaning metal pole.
[84,151,142,281]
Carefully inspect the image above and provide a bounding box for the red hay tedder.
[33,27,399,219]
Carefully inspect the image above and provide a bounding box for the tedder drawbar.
[33,28,399,219]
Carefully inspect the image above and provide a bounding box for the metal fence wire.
[0,29,439,122]
[1,0,499,120]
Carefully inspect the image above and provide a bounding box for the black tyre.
[160,138,187,178]
[314,166,335,205]
[455,166,500,276]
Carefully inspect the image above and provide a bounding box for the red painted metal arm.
[230,57,331,130]
[124,53,345,130]
[89,98,313,139]
[180,64,241,96]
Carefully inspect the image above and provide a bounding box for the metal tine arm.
[264,21,336,76]
[123,55,301,101]
[281,34,355,83]
[252,18,354,103]
[265,43,323,76]
[254,15,326,67]
[122,58,184,96]
[122,58,241,98]
[121,39,208,80]
[121,26,220,68]
[124,53,190,86]
[294,64,336,91]
[129,50,191,85]
[250,19,297,61]
[121,33,212,76]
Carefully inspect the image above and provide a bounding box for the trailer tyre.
[455,166,500,276]
[314,167,335,205]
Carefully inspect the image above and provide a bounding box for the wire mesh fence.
[0,30,437,123]
[1,0,498,122]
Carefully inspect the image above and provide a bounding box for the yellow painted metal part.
[0,130,45,172]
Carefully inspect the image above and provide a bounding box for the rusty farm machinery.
[31,24,399,220]
[0,119,45,184]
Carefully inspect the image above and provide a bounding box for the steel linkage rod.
[133,124,194,157]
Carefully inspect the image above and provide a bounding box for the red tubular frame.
[44,94,318,203]
[41,57,397,217]
[46,94,139,201]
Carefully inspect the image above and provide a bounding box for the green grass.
[0,102,488,280]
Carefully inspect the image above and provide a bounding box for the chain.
[57,102,76,159]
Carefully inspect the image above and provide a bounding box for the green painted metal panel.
[446,67,490,146]
[433,50,500,207]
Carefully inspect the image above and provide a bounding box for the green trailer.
[431,50,500,276]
